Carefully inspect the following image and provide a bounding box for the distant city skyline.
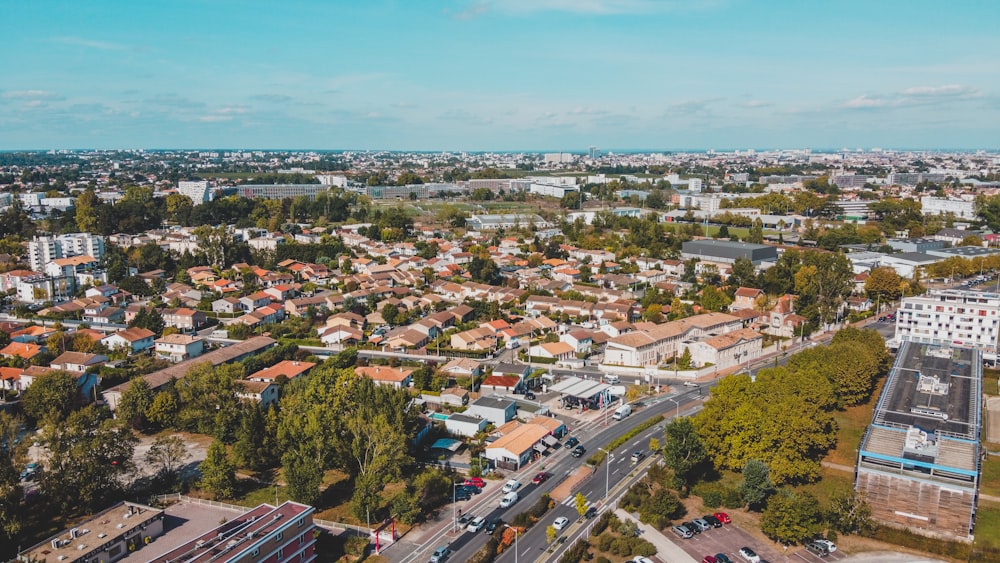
[1,0,998,150]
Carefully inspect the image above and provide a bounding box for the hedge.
[586,415,665,466]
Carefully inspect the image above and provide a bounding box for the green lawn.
[980,456,1000,498]
[701,225,783,239]
[825,378,884,467]
[974,501,1000,551]
[796,466,854,506]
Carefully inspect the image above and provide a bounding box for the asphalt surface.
[395,386,706,563]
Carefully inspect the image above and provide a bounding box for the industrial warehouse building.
[855,342,982,541]
[680,239,778,265]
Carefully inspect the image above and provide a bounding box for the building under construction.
[855,341,982,541]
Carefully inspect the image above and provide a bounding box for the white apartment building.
[27,233,105,272]
[920,196,976,220]
[896,289,1000,356]
[177,180,213,203]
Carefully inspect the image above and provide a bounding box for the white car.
[502,479,521,493]
[553,517,569,530]
[813,539,837,553]
[466,517,486,532]
[632,557,655,563]
[738,547,761,563]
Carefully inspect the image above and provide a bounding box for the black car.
[805,542,829,557]
[455,488,472,501]
[571,444,586,458]
[485,517,503,535]
[565,437,580,449]
[682,521,701,535]
[525,391,536,400]
[584,506,597,519]
[703,515,723,528]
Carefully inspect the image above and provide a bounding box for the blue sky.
[1,0,998,151]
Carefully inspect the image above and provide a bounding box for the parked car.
[429,546,451,563]
[812,539,837,553]
[692,518,712,532]
[532,472,549,484]
[738,547,761,563]
[525,391,536,400]
[703,515,723,528]
[671,524,694,539]
[467,517,486,532]
[715,555,733,563]
[565,437,580,449]
[683,381,700,387]
[583,506,597,519]
[455,488,472,501]
[702,556,717,563]
[630,451,645,464]
[805,541,829,557]
[502,479,521,493]
[631,558,655,563]
[683,521,701,535]
[553,516,569,530]
[464,477,485,488]
[458,514,471,525]
[571,444,587,458]
[713,512,731,524]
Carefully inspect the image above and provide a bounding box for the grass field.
[825,378,884,467]
[980,456,1000,498]
[700,225,783,239]
[975,501,1000,551]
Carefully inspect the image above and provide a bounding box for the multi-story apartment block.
[177,180,214,203]
[855,342,981,541]
[920,196,977,220]
[238,184,329,200]
[896,289,1000,356]
[27,233,105,272]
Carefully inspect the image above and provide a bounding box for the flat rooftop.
[860,341,981,474]
[22,502,163,562]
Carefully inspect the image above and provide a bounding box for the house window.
[276,531,284,542]
[252,548,260,557]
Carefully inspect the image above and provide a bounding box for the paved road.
[393,387,707,563]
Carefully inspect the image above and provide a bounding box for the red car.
[531,472,549,485]
[713,512,731,524]
[702,556,717,563]
[464,477,485,488]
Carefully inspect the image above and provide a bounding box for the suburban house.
[562,330,594,354]
[247,360,316,382]
[0,342,44,361]
[484,423,551,470]
[731,287,764,311]
[212,297,242,314]
[479,375,523,396]
[681,328,764,370]
[162,308,208,332]
[465,396,517,427]
[235,380,280,408]
[318,325,363,346]
[102,327,156,355]
[421,387,470,408]
[355,365,413,389]
[444,413,489,437]
[154,334,206,363]
[50,351,108,372]
[439,358,483,378]
[529,341,575,361]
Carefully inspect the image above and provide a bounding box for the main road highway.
[395,386,706,563]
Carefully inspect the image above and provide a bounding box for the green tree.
[575,492,589,518]
[546,525,557,545]
[116,377,154,430]
[700,286,732,312]
[695,369,837,484]
[232,403,272,470]
[662,417,708,491]
[199,439,236,499]
[147,388,179,428]
[760,490,823,545]
[40,405,137,512]
[864,266,904,303]
[727,257,759,289]
[74,187,101,233]
[468,251,501,285]
[381,303,400,326]
[21,370,79,422]
[0,412,23,544]
[826,490,877,536]
[739,459,775,511]
[283,448,323,506]
[145,435,189,480]
[677,347,693,369]
[747,218,764,244]
[560,191,582,209]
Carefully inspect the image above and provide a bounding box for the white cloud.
[740,100,772,108]
[52,36,129,51]
[900,84,980,98]
[1,90,63,100]
[457,0,722,16]
[843,95,888,109]
[198,115,232,122]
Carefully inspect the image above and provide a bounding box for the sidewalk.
[614,508,699,563]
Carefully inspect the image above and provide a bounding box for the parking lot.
[673,519,847,563]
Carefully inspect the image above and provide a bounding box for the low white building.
[444,413,489,437]
[154,334,206,363]
[920,196,976,220]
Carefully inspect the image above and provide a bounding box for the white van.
[612,404,632,421]
[605,375,620,385]
[499,491,519,508]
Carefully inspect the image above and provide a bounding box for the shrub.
[595,557,611,563]
[590,510,618,537]
[530,493,552,518]
[629,538,657,557]
[559,539,591,563]
[597,532,615,552]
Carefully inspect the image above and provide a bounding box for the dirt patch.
[132,431,212,480]
[550,466,594,502]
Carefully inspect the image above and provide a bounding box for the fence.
[150,494,371,536]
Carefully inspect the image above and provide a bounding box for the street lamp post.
[667,397,680,418]
[597,447,613,499]
[504,524,519,563]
